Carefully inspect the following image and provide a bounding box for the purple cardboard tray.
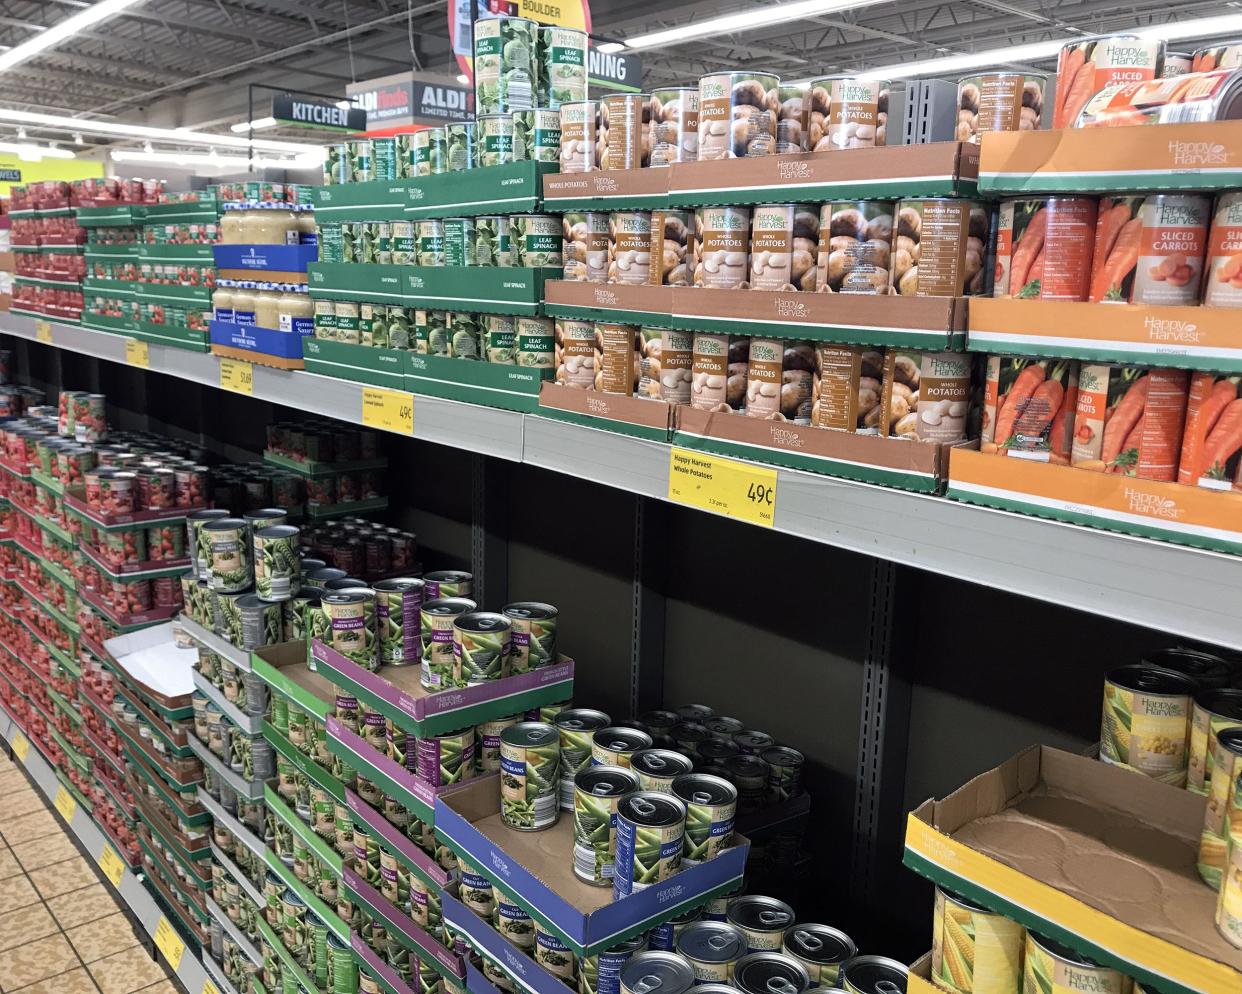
[344,788,451,887]
[444,892,569,994]
[344,863,466,979]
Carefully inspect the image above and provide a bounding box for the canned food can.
[537,26,588,108]
[892,199,990,297]
[236,593,283,650]
[931,888,1022,994]
[748,205,817,292]
[416,309,450,355]
[418,727,475,786]
[1200,726,1242,889]
[416,219,445,267]
[727,755,771,812]
[573,765,640,885]
[620,951,693,994]
[629,749,693,794]
[374,578,424,667]
[673,721,712,757]
[511,214,563,267]
[815,202,896,295]
[1100,664,1196,786]
[994,197,1098,301]
[482,315,516,364]
[413,129,445,177]
[592,726,653,768]
[612,790,686,899]
[555,708,612,809]
[471,215,510,267]
[697,72,779,160]
[956,73,1045,141]
[453,611,512,685]
[744,338,814,423]
[444,121,476,171]
[205,518,251,594]
[425,570,473,600]
[498,601,558,674]
[501,721,560,830]
[478,114,515,167]
[496,890,534,949]
[1089,194,1210,305]
[474,16,537,115]
[727,895,794,952]
[555,319,597,388]
[442,217,475,267]
[733,953,811,994]
[513,108,561,162]
[560,101,599,173]
[762,746,804,802]
[773,85,807,153]
[783,925,856,989]
[477,715,521,773]
[254,524,301,602]
[390,221,416,266]
[324,144,349,184]
[601,94,649,170]
[647,210,694,287]
[335,300,361,343]
[536,921,578,983]
[649,88,699,167]
[694,208,751,289]
[458,856,496,921]
[607,211,652,285]
[372,138,398,180]
[420,597,477,689]
[323,590,378,672]
[348,140,373,183]
[807,77,890,150]
[513,316,553,368]
[1020,935,1123,994]
[1190,689,1242,795]
[672,773,737,864]
[1054,35,1165,128]
[581,935,646,994]
[676,921,747,983]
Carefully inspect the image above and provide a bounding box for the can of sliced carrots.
[994,197,1097,300]
[1177,372,1242,490]
[980,356,1078,463]
[1162,53,1193,78]
[1193,43,1242,73]
[1075,70,1242,128]
[1070,364,1191,479]
[931,887,1025,994]
[1053,34,1165,129]
[1205,192,1242,309]
[1089,194,1210,305]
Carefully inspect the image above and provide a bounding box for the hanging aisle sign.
[271,93,367,132]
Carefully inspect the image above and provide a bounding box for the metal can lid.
[454,611,511,635]
[575,765,640,797]
[620,951,695,994]
[733,953,810,994]
[244,507,287,521]
[618,790,686,827]
[672,773,736,808]
[783,924,856,965]
[726,755,771,779]
[706,716,744,737]
[677,704,714,722]
[674,721,711,743]
[502,601,559,621]
[1106,664,1198,698]
[425,570,473,583]
[761,746,804,768]
[204,517,246,531]
[256,524,299,540]
[638,710,680,733]
[501,721,558,748]
[322,591,370,606]
[733,730,774,751]
[1218,725,1242,759]
[838,955,908,994]
[422,597,478,616]
[676,921,747,963]
[373,577,425,593]
[1196,687,1242,721]
[1145,647,1232,690]
[630,749,694,779]
[727,896,794,932]
[555,708,611,733]
[697,739,740,763]
[307,568,347,582]
[324,576,367,590]
[595,726,654,753]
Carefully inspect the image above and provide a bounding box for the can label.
[501,737,560,830]
[818,78,887,150]
[559,102,597,173]
[932,889,1024,994]
[650,90,699,167]
[516,317,555,368]
[1129,195,1210,306]
[480,116,515,168]
[599,324,638,397]
[477,717,519,772]
[458,859,496,921]
[420,609,459,687]
[1205,192,1242,308]
[681,794,736,865]
[995,198,1097,301]
[1023,938,1127,994]
[613,811,683,897]
[694,208,751,289]
[474,17,536,115]
[417,730,474,786]
[610,212,652,285]
[497,895,535,950]
[602,95,646,170]
[535,927,577,982]
[573,785,622,884]
[893,200,988,297]
[1100,678,1191,785]
[1190,702,1242,794]
[1054,37,1164,128]
[698,73,778,160]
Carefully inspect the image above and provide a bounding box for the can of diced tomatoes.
[994,197,1097,300]
[1089,194,1210,305]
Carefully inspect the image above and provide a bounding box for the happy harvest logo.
[1144,315,1201,342]
[1168,140,1229,167]
[1125,488,1183,520]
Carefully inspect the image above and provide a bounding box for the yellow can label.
[1219,839,1242,949]
[932,889,1024,994]
[1189,704,1242,793]
[1022,936,1130,994]
[1099,681,1190,786]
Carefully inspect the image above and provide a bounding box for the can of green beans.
[676,922,748,985]
[311,786,335,840]
[323,590,377,672]
[573,765,640,885]
[612,790,686,899]
[501,721,561,831]
[672,773,736,865]
[631,749,694,793]
[783,925,856,989]
[417,726,475,786]
[727,896,795,953]
[334,805,353,858]
[373,577,423,667]
[726,754,771,813]
[420,597,478,689]
[476,714,522,773]
[188,509,231,580]
[762,746,804,803]
[424,570,473,600]
[503,601,558,672]
[581,935,647,994]
[556,708,611,809]
[458,856,497,921]
[236,593,283,650]
[253,524,300,602]
[264,871,283,925]
[638,710,680,748]
[484,960,515,993]
[592,726,653,769]
[536,920,578,985]
[409,870,440,930]
[495,889,534,950]
[453,611,512,685]
[205,518,251,593]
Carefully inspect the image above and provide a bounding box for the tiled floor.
[0,750,177,994]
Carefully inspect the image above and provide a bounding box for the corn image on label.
[1022,937,1128,994]
[931,889,1023,994]
[1199,736,1242,889]
[1099,680,1191,785]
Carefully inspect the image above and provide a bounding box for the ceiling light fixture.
[0,107,319,153]
[229,117,279,133]
[110,148,325,171]
[72,132,83,145]
[0,142,76,160]
[0,0,145,75]
[15,127,25,139]
[456,73,470,84]
[621,0,890,50]
[594,42,626,54]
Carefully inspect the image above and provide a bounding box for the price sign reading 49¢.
[362,387,414,435]
[667,448,777,528]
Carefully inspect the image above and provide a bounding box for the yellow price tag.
[53,785,76,822]
[125,338,150,368]
[219,358,254,395]
[35,320,53,344]
[11,733,29,762]
[668,447,777,528]
[361,387,414,435]
[97,844,125,887]
[202,979,221,994]
[153,916,185,969]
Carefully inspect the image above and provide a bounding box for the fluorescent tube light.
[229,117,279,133]
[456,73,470,84]
[111,149,325,171]
[0,0,145,75]
[622,0,890,51]
[0,142,76,160]
[595,42,626,54]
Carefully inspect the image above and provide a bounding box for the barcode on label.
[573,841,611,882]
[532,791,558,828]
[506,79,534,111]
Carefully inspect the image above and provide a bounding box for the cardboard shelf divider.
[542,169,671,212]
[536,383,676,443]
[405,353,553,414]
[543,281,674,326]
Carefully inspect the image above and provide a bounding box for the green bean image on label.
[573,765,640,885]
[501,721,561,830]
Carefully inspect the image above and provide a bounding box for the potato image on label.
[609,211,652,285]
[559,100,599,172]
[691,333,748,413]
[879,351,971,442]
[745,339,814,423]
[956,73,1044,142]
[697,71,779,160]
[774,85,807,153]
[659,330,693,404]
[817,201,895,294]
[808,77,889,151]
[650,88,700,166]
[562,212,609,283]
[694,207,751,289]
[555,319,596,389]
[812,344,885,433]
[749,205,818,291]
[891,199,990,297]
[636,328,665,400]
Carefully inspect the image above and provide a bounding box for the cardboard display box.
[133,321,209,353]
[536,381,676,443]
[311,180,422,223]
[345,865,466,979]
[904,745,1241,994]
[405,161,556,219]
[968,298,1242,373]
[301,337,407,390]
[979,121,1242,194]
[947,446,1242,555]
[434,776,749,955]
[405,352,553,413]
[674,406,953,493]
[543,280,674,327]
[209,321,305,370]
[542,168,671,212]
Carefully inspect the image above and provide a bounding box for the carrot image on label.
[1009,205,1046,292]
[1053,44,1087,128]
[1101,373,1148,468]
[982,357,1077,459]
[1059,55,1098,128]
[1089,213,1142,302]
[1179,374,1242,485]
[1202,398,1242,481]
[990,362,1044,446]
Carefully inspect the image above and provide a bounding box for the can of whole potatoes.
[373,577,423,667]
[348,140,373,183]
[655,329,693,405]
[476,715,521,773]
[501,601,558,672]
[698,71,779,160]
[672,772,737,865]
[453,611,511,685]
[1190,689,1242,795]
[581,936,647,994]
[511,214,563,267]
[421,596,477,688]
[892,199,990,296]
[994,197,1098,300]
[573,764,640,885]
[745,338,814,423]
[556,319,597,388]
[783,925,856,989]
[620,951,693,994]
[650,88,699,166]
[1100,664,1197,786]
[516,316,555,368]
[513,108,561,162]
[691,332,747,412]
[609,211,653,285]
[206,518,251,593]
[484,314,517,363]
[563,212,610,282]
[598,323,639,396]
[473,16,537,115]
[749,205,818,292]
[1200,726,1242,889]
[254,524,300,602]
[601,94,649,170]
[425,570,473,599]
[932,888,1024,994]
[592,726,653,768]
[496,890,534,950]
[556,708,611,809]
[478,114,515,167]
[323,590,377,673]
[1054,35,1166,128]
[501,721,560,830]
[957,73,1045,141]
[676,921,747,984]
[694,207,751,289]
[773,85,807,153]
[733,953,810,994]
[612,790,685,898]
[1022,934,1125,994]
[559,101,599,173]
[648,209,694,286]
[807,77,890,151]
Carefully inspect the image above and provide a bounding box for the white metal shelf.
[186,734,267,801]
[0,705,212,994]
[196,788,267,863]
[209,840,265,909]
[179,616,252,674]
[8,314,1242,649]
[205,896,263,968]
[192,671,263,735]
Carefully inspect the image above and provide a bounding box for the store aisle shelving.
[0,749,179,994]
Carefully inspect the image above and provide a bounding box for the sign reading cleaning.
[271,93,367,132]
